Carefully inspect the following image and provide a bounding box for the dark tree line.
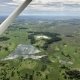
[65,69,80,80]
[28,32,62,50]
[0,36,10,41]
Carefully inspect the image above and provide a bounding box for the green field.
[0,16,80,80]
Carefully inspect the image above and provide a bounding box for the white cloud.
[12,0,25,4]
[1,0,80,15]
[10,0,80,5]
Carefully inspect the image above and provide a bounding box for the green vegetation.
[0,16,80,80]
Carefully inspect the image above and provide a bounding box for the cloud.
[1,0,80,15]
[12,0,25,4]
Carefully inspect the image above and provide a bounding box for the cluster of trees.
[0,46,9,51]
[0,36,10,41]
[65,69,80,80]
[28,32,62,50]
[19,27,28,30]
[0,59,50,80]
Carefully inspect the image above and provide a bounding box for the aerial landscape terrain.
[0,15,80,80]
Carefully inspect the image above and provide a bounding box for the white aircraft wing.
[0,0,32,35]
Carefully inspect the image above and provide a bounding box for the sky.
[0,0,80,16]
